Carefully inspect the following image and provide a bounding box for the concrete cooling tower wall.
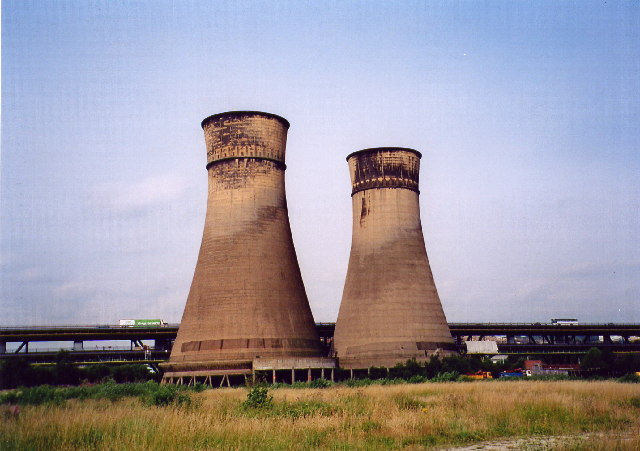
[334,147,456,369]
[162,111,331,381]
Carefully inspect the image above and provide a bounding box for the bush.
[145,385,192,408]
[408,375,427,384]
[83,365,112,383]
[368,367,389,380]
[617,373,640,383]
[192,382,207,392]
[0,360,158,389]
[309,378,333,388]
[430,371,460,382]
[390,359,423,379]
[110,364,155,383]
[344,378,375,387]
[0,359,52,389]
[0,380,207,407]
[242,386,273,409]
[581,347,614,375]
[0,385,65,406]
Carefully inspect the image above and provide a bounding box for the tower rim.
[201,111,290,130]
[346,147,422,162]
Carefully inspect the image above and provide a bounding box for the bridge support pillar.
[73,340,83,351]
[0,341,5,354]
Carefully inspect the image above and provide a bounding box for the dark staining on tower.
[334,147,455,369]
[162,111,323,378]
[349,147,421,195]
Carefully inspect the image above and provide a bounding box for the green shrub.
[64,385,94,400]
[83,364,112,383]
[309,378,333,388]
[344,378,375,387]
[146,385,178,406]
[408,375,427,384]
[430,371,460,382]
[0,390,21,405]
[242,386,273,409]
[96,380,155,400]
[617,373,640,383]
[145,385,193,408]
[2,385,65,406]
[368,367,389,379]
[0,380,209,407]
[192,382,207,392]
[110,364,155,383]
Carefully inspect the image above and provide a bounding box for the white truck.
[550,318,578,325]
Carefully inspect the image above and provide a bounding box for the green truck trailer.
[118,319,167,327]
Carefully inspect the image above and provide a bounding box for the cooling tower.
[162,111,330,382]
[334,147,457,369]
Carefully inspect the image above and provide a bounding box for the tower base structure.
[336,342,457,370]
[161,357,336,386]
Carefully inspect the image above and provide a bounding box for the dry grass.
[1,381,639,450]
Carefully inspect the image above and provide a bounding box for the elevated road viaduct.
[1,323,639,365]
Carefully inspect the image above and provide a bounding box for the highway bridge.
[1,322,639,364]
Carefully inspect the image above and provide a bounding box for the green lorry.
[118,319,167,327]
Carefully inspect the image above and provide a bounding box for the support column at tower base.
[160,357,336,386]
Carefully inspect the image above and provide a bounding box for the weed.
[394,394,426,410]
[628,397,640,408]
[361,420,382,432]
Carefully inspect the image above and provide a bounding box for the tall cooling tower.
[334,147,457,369]
[162,111,328,382]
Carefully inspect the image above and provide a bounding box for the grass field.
[2,380,640,450]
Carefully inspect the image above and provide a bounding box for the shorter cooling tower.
[334,147,457,369]
[162,111,333,383]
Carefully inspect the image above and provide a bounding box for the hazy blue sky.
[2,1,639,326]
